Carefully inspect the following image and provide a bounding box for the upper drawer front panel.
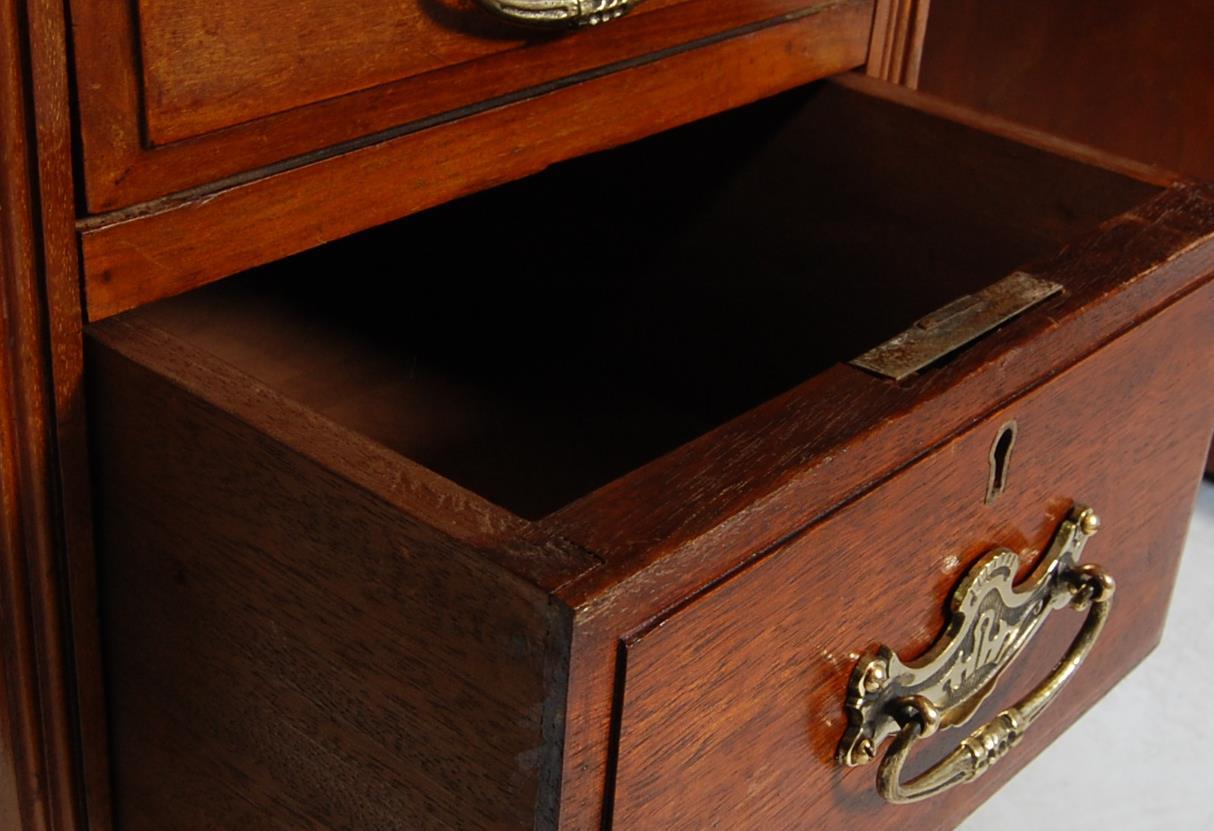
[71,0,873,211]
[135,0,695,145]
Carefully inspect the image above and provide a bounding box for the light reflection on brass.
[474,0,637,28]
[836,505,1114,803]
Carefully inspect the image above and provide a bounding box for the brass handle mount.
[836,505,1114,804]
[474,0,638,28]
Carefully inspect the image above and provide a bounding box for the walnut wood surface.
[134,0,687,144]
[24,0,113,823]
[543,81,1214,831]
[866,0,930,86]
[914,0,1214,476]
[0,3,65,825]
[86,78,1214,830]
[126,77,1158,519]
[551,187,1214,826]
[78,6,871,321]
[87,324,591,830]
[1,0,99,829]
[611,286,1214,828]
[551,78,1198,589]
[919,0,1214,182]
[70,0,871,212]
[5,0,1212,827]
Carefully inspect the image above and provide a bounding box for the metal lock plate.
[850,272,1063,381]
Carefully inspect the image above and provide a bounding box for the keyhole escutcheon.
[986,421,1018,504]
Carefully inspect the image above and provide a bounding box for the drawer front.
[70,0,872,212]
[609,281,1214,830]
[135,0,686,146]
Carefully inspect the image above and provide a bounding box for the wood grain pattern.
[0,0,95,828]
[867,0,930,86]
[913,1,1214,476]
[7,1,1213,828]
[552,79,1200,595]
[86,79,1214,830]
[134,0,682,144]
[0,3,62,824]
[78,6,872,321]
[120,77,1158,519]
[70,0,871,211]
[918,0,1214,182]
[611,284,1214,828]
[22,0,113,825]
[551,211,1214,828]
[87,321,594,830]
[543,83,1214,830]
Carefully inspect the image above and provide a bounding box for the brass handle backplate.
[836,505,1115,803]
[474,0,638,28]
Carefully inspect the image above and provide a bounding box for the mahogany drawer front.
[84,77,1214,830]
[70,0,872,213]
[609,285,1214,829]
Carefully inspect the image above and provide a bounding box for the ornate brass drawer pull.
[474,0,638,28]
[837,505,1115,803]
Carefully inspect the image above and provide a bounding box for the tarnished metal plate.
[850,272,1063,381]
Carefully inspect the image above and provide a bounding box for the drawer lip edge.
[623,275,1214,647]
[85,315,601,591]
[551,183,1214,611]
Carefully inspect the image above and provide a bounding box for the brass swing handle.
[474,0,639,28]
[836,506,1115,804]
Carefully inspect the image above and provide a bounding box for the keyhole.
[986,421,1017,504]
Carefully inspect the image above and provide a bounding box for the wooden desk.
[3,2,1212,828]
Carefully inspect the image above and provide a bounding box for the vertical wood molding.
[25,0,111,825]
[1,0,96,829]
[1,0,77,827]
[867,0,931,87]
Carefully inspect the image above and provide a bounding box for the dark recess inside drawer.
[125,80,1159,518]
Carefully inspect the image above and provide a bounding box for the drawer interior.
[123,77,1161,519]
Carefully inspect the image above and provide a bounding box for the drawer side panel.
[87,339,568,830]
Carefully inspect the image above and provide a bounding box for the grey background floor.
[959,480,1214,830]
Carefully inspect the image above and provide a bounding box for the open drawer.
[85,75,1214,830]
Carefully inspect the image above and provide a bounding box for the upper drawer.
[70,0,872,212]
